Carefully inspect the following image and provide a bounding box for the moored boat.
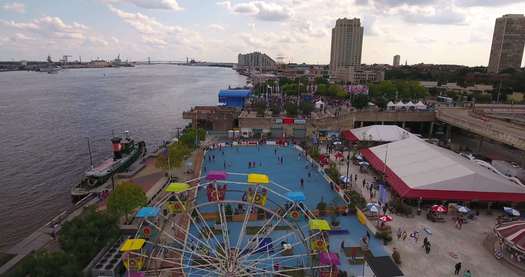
[71,132,146,199]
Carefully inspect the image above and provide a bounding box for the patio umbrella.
[431,204,447,213]
[504,207,520,217]
[340,175,350,184]
[457,206,470,214]
[379,215,393,222]
[333,141,342,145]
[367,203,380,213]
[358,161,369,166]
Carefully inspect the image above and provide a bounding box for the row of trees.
[11,207,121,276]
[368,80,429,101]
[316,84,347,98]
[156,128,206,171]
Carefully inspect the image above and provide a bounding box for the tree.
[270,103,281,116]
[59,207,120,266]
[285,102,298,117]
[300,102,314,116]
[179,128,206,147]
[10,208,119,277]
[156,142,191,170]
[10,251,79,277]
[107,181,147,221]
[352,94,370,109]
[282,83,306,96]
[255,101,266,117]
[315,77,329,85]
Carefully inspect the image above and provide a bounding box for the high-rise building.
[487,14,525,73]
[237,52,277,71]
[329,18,364,76]
[393,55,401,67]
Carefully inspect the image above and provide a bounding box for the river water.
[0,65,246,250]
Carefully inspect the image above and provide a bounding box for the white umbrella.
[457,206,470,213]
[367,203,380,213]
[358,161,369,166]
[504,207,520,217]
[340,175,350,184]
[333,141,342,145]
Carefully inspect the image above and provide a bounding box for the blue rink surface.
[187,144,388,276]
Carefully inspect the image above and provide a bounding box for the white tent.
[315,100,324,109]
[406,101,416,110]
[349,125,417,142]
[415,101,427,110]
[361,137,525,202]
[395,101,405,110]
[386,101,395,111]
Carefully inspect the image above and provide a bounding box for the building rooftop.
[218,89,251,98]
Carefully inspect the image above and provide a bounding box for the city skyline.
[1,0,525,66]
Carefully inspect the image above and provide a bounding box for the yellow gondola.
[120,239,146,271]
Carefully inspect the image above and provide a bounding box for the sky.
[1,0,525,66]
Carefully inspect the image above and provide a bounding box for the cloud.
[108,5,180,39]
[455,0,524,6]
[3,2,25,13]
[108,5,203,49]
[0,16,90,39]
[107,0,183,10]
[217,1,293,21]
[361,0,437,7]
[0,15,116,57]
[209,24,225,31]
[400,6,466,25]
[295,20,328,38]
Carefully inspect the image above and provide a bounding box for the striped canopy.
[495,220,525,252]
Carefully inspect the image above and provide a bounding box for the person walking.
[454,262,462,275]
[396,227,402,240]
[463,270,471,277]
[300,178,304,189]
[424,238,431,254]
[340,240,345,251]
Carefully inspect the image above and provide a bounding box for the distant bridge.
[134,61,235,68]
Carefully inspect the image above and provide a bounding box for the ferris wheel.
[119,171,340,276]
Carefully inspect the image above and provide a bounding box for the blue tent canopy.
[218,89,251,98]
[218,89,251,108]
[136,207,160,218]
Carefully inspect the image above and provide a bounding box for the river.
[0,65,246,250]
